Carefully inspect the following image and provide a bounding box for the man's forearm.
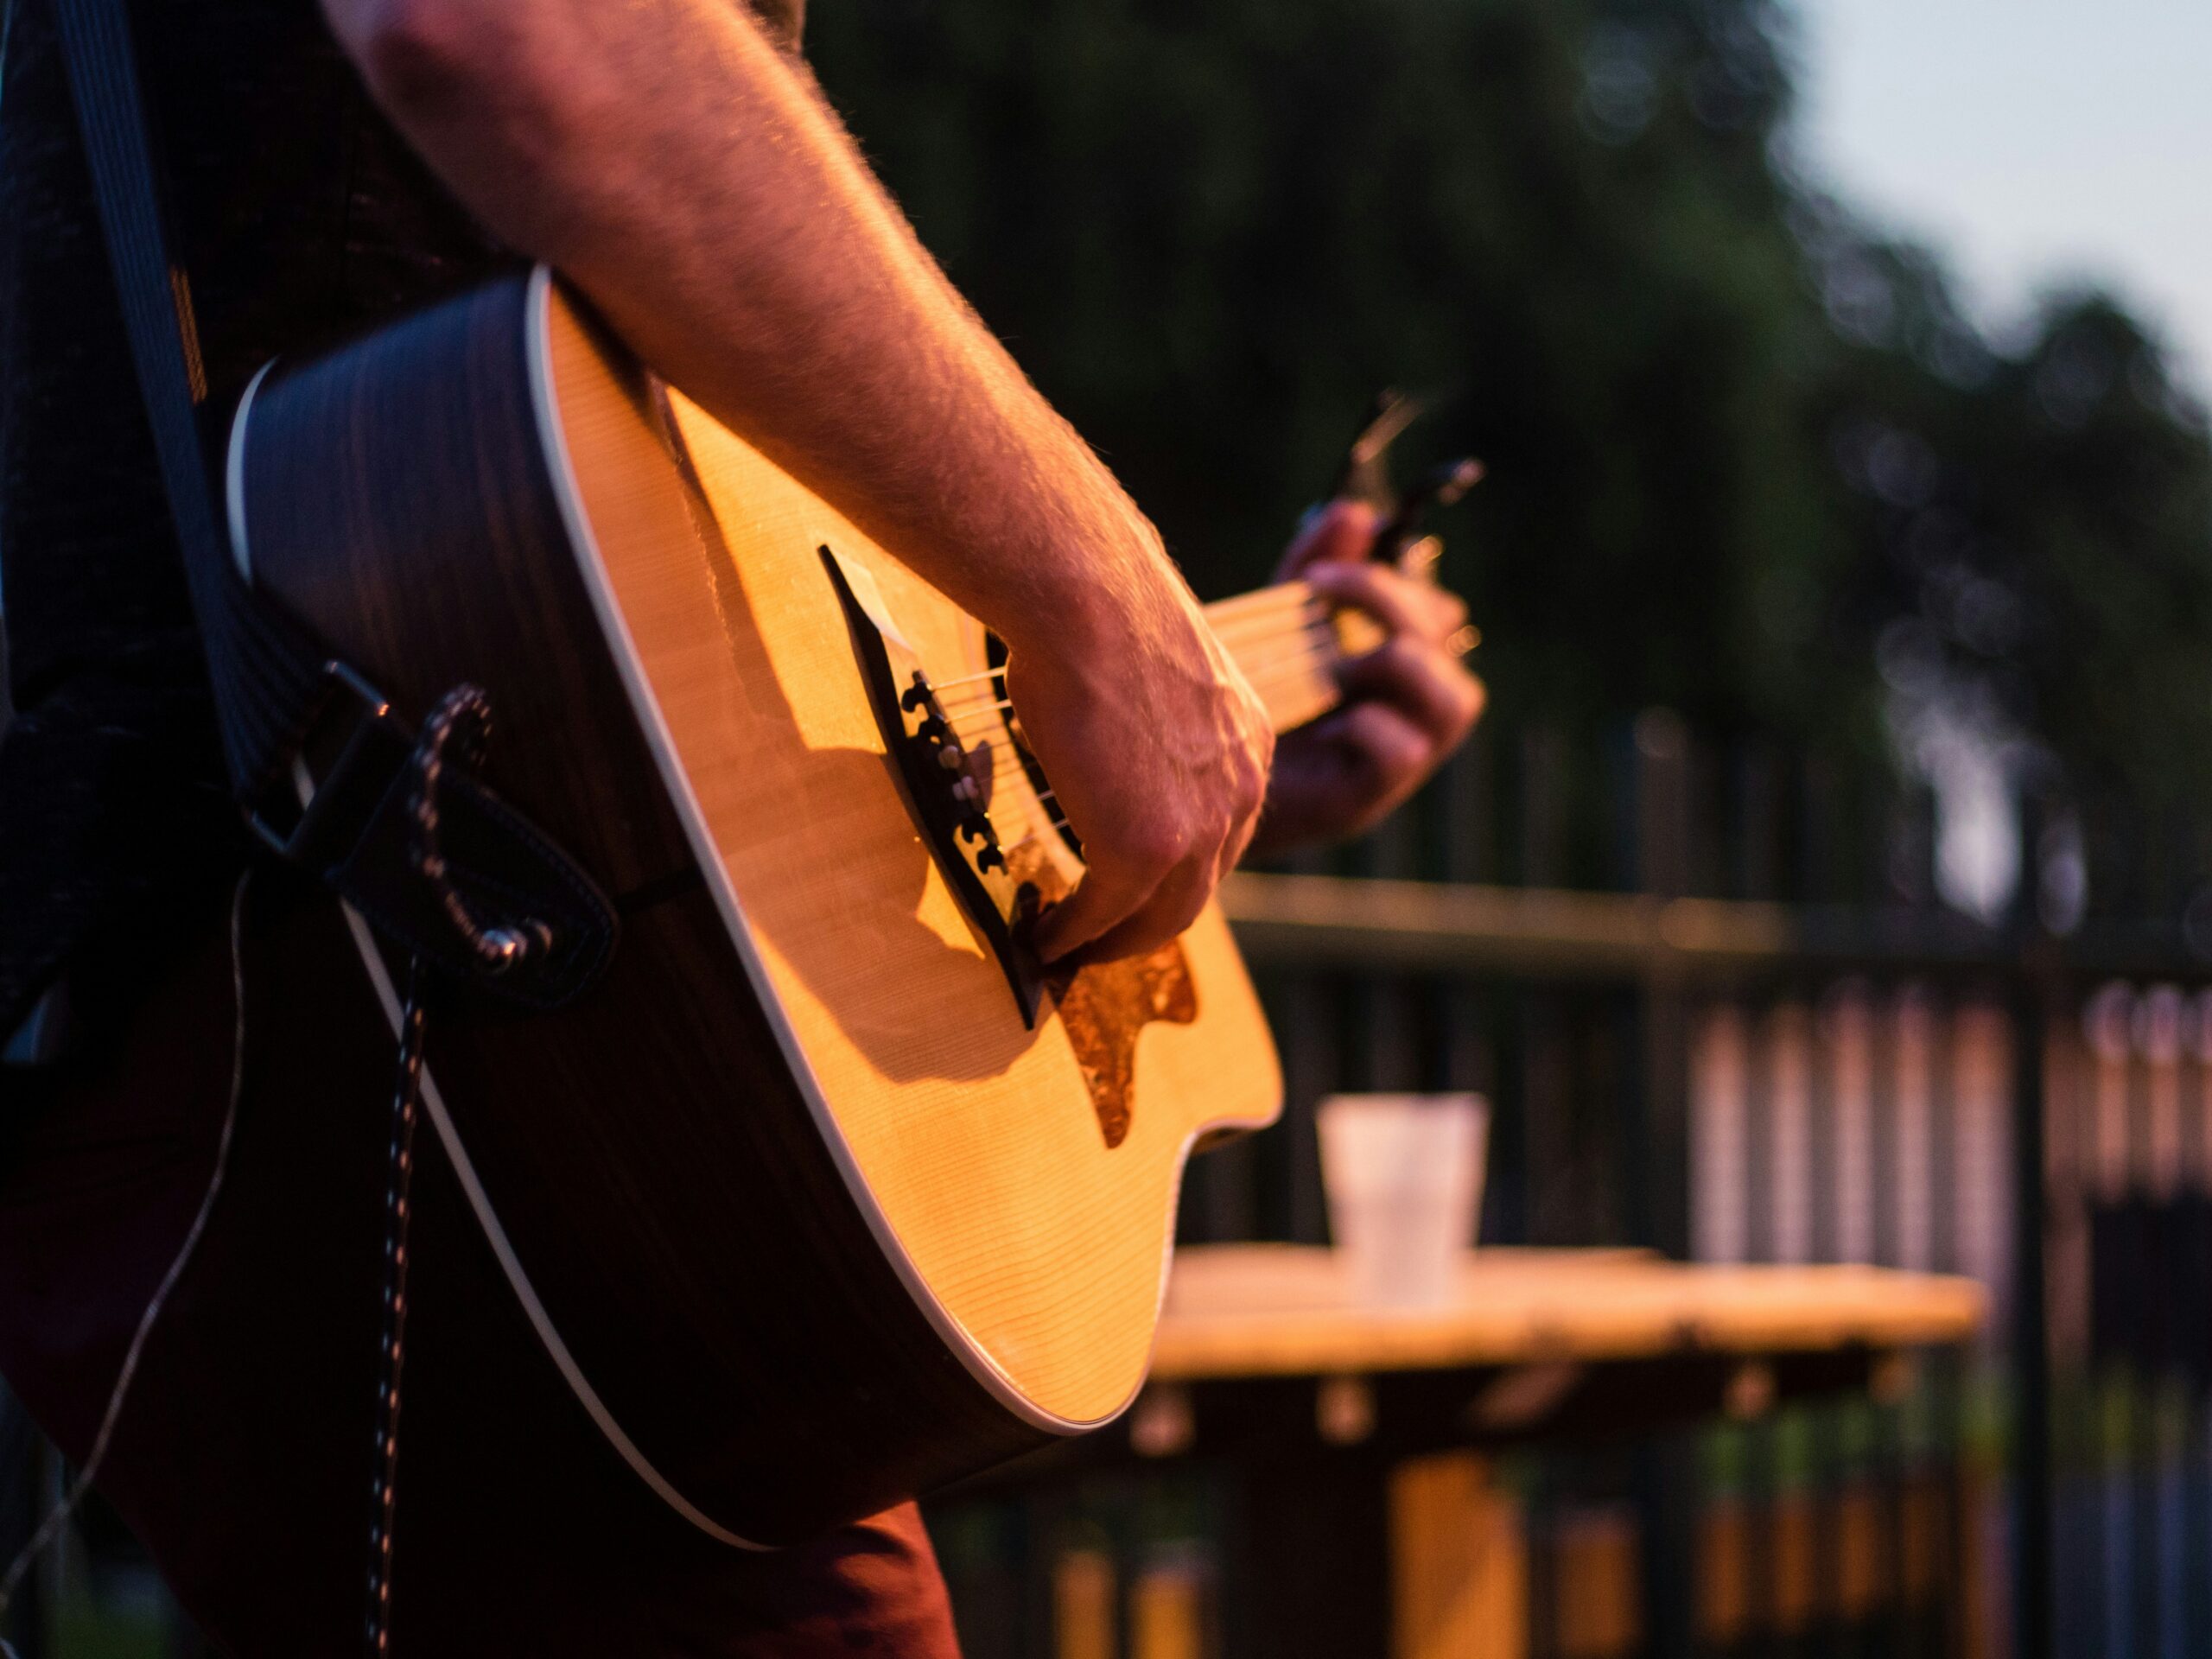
[328,0,1280,964]
[328,0,1166,652]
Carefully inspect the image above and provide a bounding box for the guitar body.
[227,269,1281,1545]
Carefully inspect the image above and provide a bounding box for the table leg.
[1229,1451,1531,1659]
[1393,1452,1527,1659]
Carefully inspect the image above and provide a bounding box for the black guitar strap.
[50,0,615,1007]
[52,0,334,809]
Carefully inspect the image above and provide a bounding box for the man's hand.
[320,0,1274,969]
[1016,562,1273,966]
[1248,501,1486,856]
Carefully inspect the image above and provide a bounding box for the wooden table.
[1155,1244,1983,1378]
[986,1246,1984,1659]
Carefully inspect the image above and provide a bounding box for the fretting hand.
[1247,500,1486,856]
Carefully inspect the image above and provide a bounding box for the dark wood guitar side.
[232,277,1048,1546]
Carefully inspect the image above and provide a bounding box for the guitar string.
[928,597,1330,711]
[1200,585,1324,623]
[1217,600,1333,637]
[938,602,1351,846]
[964,627,1344,845]
[923,588,1325,697]
[942,614,1341,715]
[931,598,1329,690]
[947,658,1337,757]
[1210,596,1330,632]
[931,619,1333,721]
[941,624,1342,738]
[932,552,1445,712]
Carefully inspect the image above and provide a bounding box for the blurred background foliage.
[809,0,2212,816]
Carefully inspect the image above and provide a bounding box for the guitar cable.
[364,963,424,1657]
[0,870,252,1659]
[365,681,533,1656]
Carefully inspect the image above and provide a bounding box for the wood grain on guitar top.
[545,289,1281,1426]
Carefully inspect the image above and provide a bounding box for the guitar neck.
[1202,582,1384,735]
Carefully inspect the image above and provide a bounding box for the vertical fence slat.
[1770,1001,1815,1267]
[1829,983,1878,1268]
[2012,969,2056,1659]
[1691,1005,1749,1266]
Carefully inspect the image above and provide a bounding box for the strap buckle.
[245,659,412,872]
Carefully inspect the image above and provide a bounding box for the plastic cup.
[1317,1093,1489,1309]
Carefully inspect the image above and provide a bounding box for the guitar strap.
[49,0,616,1010]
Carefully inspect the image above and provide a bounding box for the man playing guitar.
[0,0,1481,1649]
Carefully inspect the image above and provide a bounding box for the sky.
[1788,0,2212,393]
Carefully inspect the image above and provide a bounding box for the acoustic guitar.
[226,268,1412,1547]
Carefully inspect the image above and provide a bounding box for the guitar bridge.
[822,547,1047,1027]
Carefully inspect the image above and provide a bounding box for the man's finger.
[1033,853,1166,964]
[1052,849,1218,967]
[1215,795,1262,887]
[1305,560,1466,646]
[1332,701,1437,801]
[1338,638,1487,747]
[1276,499,1381,579]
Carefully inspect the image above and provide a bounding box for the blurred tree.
[1816,274,2212,807]
[808,0,2212,800]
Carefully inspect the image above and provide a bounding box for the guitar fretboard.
[1204,582,1383,735]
